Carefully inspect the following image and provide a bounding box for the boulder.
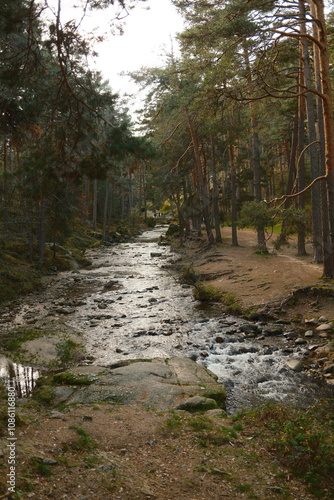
[175,396,218,412]
[286,359,303,372]
[35,358,226,411]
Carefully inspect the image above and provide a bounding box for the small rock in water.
[240,323,260,334]
[304,330,314,338]
[286,359,303,372]
[316,323,333,332]
[295,337,307,345]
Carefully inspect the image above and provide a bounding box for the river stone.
[316,323,333,331]
[286,359,303,372]
[305,318,318,325]
[39,358,226,411]
[240,324,260,334]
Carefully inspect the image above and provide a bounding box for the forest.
[1,0,334,290]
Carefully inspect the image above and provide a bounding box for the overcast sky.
[47,0,184,113]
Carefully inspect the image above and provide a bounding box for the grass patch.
[30,458,53,477]
[161,411,184,436]
[193,284,225,302]
[66,426,97,451]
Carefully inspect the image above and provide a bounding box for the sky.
[47,0,185,114]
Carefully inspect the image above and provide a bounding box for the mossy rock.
[175,396,219,413]
[202,387,226,407]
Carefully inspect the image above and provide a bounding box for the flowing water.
[1,226,333,412]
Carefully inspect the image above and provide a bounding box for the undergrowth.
[239,401,334,497]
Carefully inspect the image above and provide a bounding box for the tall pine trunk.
[186,111,214,244]
[299,0,322,261]
[309,0,334,277]
[210,137,222,243]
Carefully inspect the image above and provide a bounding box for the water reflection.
[0,356,40,397]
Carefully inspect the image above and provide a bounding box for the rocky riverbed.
[0,226,333,413]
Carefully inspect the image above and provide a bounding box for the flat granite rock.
[37,358,226,411]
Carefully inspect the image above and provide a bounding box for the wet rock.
[240,323,260,334]
[148,297,158,303]
[103,280,119,289]
[295,337,307,345]
[263,326,283,336]
[56,307,75,315]
[284,331,297,339]
[162,330,174,336]
[286,359,303,372]
[324,364,334,374]
[215,336,224,343]
[304,330,314,338]
[150,252,162,258]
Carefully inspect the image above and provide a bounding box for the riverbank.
[173,226,334,321]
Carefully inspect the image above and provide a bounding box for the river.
[1,225,333,413]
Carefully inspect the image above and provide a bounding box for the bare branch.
[270,174,327,207]
[159,121,185,146]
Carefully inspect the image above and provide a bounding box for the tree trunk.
[210,137,222,243]
[93,179,98,231]
[299,0,322,261]
[227,138,238,246]
[297,72,307,256]
[311,3,328,265]
[37,198,47,270]
[243,42,267,252]
[186,111,214,244]
[102,181,109,242]
[309,0,334,277]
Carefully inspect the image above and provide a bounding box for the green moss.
[202,387,226,407]
[33,385,54,405]
[52,372,92,386]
